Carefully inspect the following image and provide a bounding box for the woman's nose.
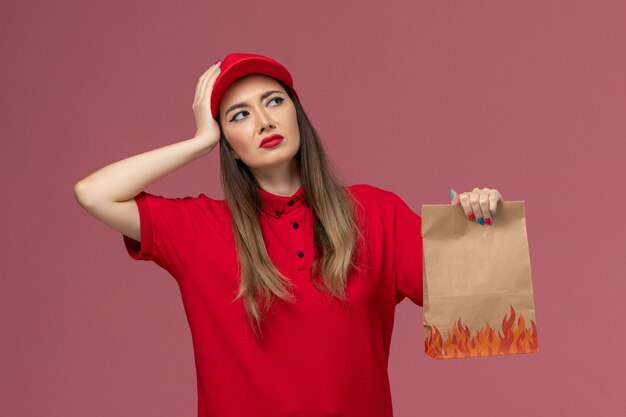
[257,112,275,129]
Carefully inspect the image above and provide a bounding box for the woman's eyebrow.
[225,90,283,117]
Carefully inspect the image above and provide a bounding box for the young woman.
[75,52,504,417]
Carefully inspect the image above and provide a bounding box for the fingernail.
[485,218,491,225]
[490,210,495,217]
[468,214,475,220]
[478,217,484,224]
[450,188,455,200]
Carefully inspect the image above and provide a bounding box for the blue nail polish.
[478,217,484,224]
[490,210,495,217]
[450,188,455,200]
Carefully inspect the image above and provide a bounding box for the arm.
[74,137,213,204]
[73,137,214,242]
[73,60,223,242]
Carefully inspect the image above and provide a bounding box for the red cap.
[211,52,299,120]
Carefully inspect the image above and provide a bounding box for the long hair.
[216,79,364,338]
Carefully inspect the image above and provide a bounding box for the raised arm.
[74,61,223,242]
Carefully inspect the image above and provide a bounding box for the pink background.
[2,0,624,416]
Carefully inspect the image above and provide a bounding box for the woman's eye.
[270,97,284,106]
[230,97,284,122]
[231,111,248,122]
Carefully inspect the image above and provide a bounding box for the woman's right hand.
[192,61,222,151]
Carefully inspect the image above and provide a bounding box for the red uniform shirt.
[123,183,423,417]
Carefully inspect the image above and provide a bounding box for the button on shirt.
[257,185,315,274]
[122,183,423,417]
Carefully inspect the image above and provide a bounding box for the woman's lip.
[260,138,283,148]
[260,134,284,146]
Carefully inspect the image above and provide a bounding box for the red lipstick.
[260,134,284,148]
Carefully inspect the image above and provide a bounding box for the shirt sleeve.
[122,191,203,277]
[389,191,424,307]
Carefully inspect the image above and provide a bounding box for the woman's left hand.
[450,187,503,225]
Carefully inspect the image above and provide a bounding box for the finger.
[488,189,502,218]
[195,63,218,103]
[196,61,221,104]
[199,64,222,106]
[479,189,492,225]
[469,191,484,224]
[203,64,222,105]
[458,192,475,220]
[197,62,221,104]
[450,188,461,205]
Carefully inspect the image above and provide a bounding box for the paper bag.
[421,201,539,359]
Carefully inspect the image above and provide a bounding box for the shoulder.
[140,191,229,219]
[193,193,230,219]
[142,191,221,207]
[346,183,419,218]
[346,183,400,204]
[346,183,392,198]
[345,184,404,216]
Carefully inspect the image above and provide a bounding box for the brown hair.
[216,79,364,338]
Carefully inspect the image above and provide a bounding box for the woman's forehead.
[225,75,283,99]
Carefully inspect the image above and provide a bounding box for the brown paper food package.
[421,201,539,359]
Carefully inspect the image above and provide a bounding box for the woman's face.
[219,74,300,172]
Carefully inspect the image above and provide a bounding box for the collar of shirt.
[258,184,306,218]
